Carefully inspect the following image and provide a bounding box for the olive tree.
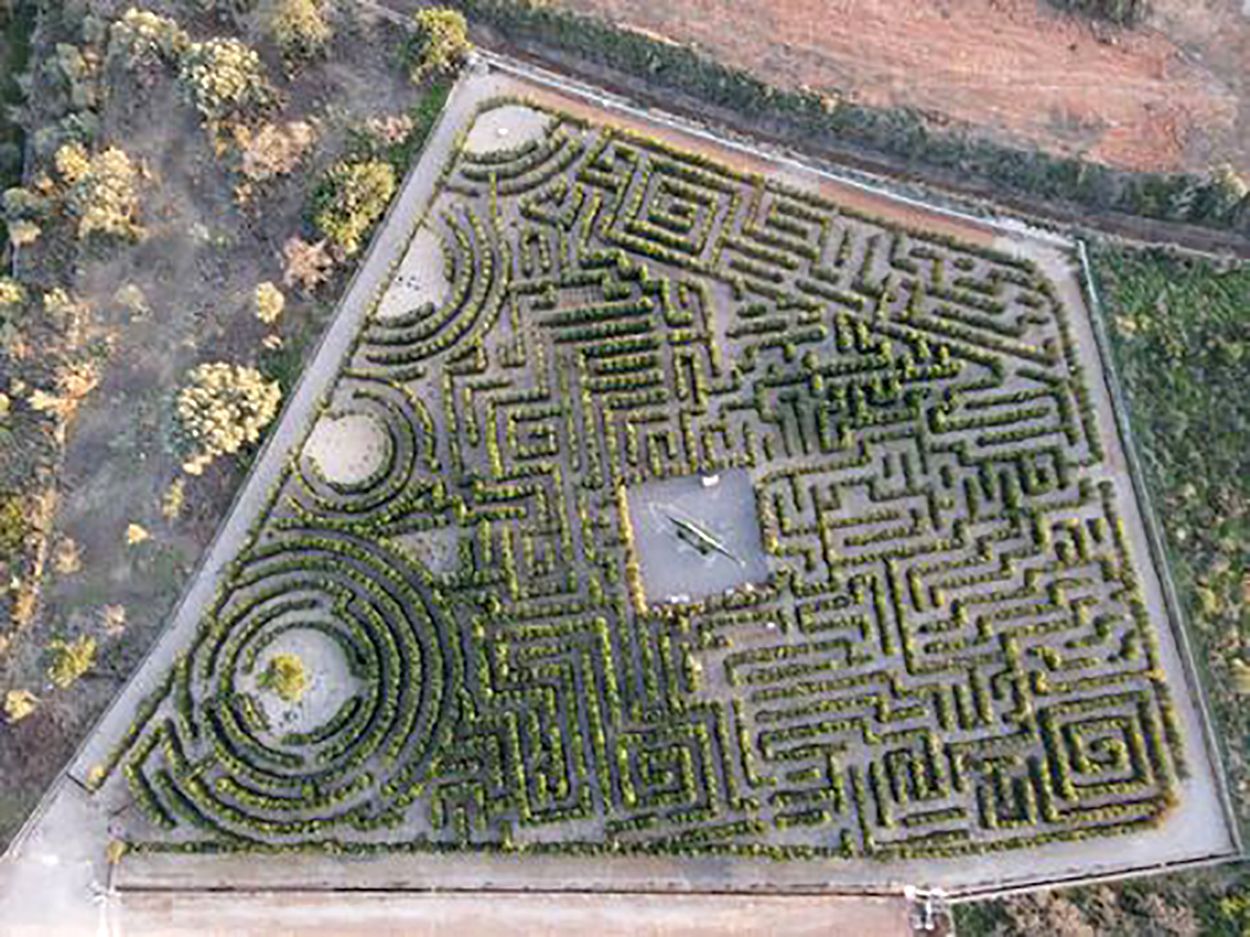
[311,158,395,256]
[175,362,281,474]
[47,635,97,689]
[409,8,470,84]
[266,0,332,61]
[178,37,275,127]
[54,142,143,241]
[107,7,189,70]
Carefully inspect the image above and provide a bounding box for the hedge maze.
[99,100,1185,863]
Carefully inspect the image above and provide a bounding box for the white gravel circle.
[463,104,551,156]
[303,412,389,486]
[376,226,449,321]
[247,628,359,736]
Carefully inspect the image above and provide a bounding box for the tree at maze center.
[259,653,309,703]
[93,98,1188,863]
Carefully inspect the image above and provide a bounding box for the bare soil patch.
[557,0,1248,175]
[110,890,912,937]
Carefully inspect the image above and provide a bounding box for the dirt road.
[109,891,913,937]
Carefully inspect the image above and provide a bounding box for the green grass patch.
[954,863,1250,936]
[260,317,320,397]
[348,76,453,174]
[1093,245,1249,829]
[392,78,453,172]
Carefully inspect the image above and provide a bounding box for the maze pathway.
[78,76,1231,882]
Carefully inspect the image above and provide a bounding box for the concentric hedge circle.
[161,532,457,838]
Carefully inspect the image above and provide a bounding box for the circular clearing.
[376,226,449,321]
[303,412,389,486]
[246,628,359,737]
[463,104,551,156]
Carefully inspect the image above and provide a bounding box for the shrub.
[266,0,332,61]
[3,185,51,222]
[311,159,396,256]
[409,8,470,84]
[54,142,143,241]
[178,37,275,126]
[53,43,99,111]
[282,235,334,291]
[259,652,307,702]
[47,635,97,689]
[253,281,285,324]
[33,359,102,421]
[4,185,50,247]
[162,478,186,520]
[113,282,149,316]
[0,493,28,559]
[175,362,282,474]
[51,536,81,574]
[102,604,127,637]
[107,7,189,70]
[0,277,25,308]
[359,114,414,149]
[8,220,40,247]
[1219,886,1250,934]
[1207,164,1249,222]
[235,120,315,183]
[1048,0,1148,25]
[53,141,91,185]
[2,689,38,724]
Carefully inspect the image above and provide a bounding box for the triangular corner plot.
[69,65,1234,894]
